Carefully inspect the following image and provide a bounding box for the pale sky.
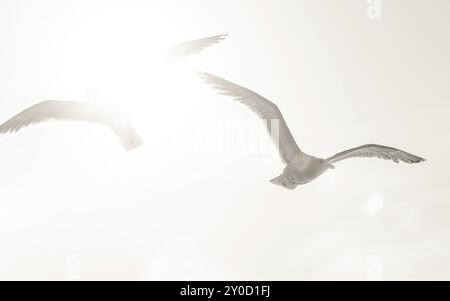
[0,0,449,280]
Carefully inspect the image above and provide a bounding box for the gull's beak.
[328,162,335,170]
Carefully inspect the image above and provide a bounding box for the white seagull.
[200,72,426,190]
[0,100,143,151]
[0,34,228,151]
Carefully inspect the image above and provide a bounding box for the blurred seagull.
[0,34,228,151]
[0,100,143,151]
[200,72,426,190]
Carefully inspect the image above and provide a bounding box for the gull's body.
[272,154,332,190]
[0,100,143,151]
[201,72,426,190]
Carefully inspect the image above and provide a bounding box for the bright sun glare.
[46,2,211,162]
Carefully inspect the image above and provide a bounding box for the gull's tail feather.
[270,174,298,190]
[116,127,143,151]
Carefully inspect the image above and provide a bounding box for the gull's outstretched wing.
[165,34,227,60]
[0,100,143,151]
[327,144,426,164]
[200,72,303,164]
[0,100,97,134]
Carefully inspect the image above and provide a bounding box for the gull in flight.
[200,72,426,190]
[0,34,227,151]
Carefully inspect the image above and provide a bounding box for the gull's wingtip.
[418,157,427,163]
[408,153,427,164]
[198,71,215,81]
[214,33,229,40]
[405,157,427,164]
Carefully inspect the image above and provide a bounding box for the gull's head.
[319,158,335,170]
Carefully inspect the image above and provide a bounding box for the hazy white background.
[0,0,448,280]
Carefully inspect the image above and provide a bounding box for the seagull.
[0,34,228,151]
[200,72,426,190]
[165,34,228,61]
[0,100,143,151]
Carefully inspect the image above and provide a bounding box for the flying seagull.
[165,34,228,61]
[0,100,143,151]
[0,34,228,151]
[200,72,426,190]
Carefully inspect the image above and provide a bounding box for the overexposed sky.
[0,0,449,280]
